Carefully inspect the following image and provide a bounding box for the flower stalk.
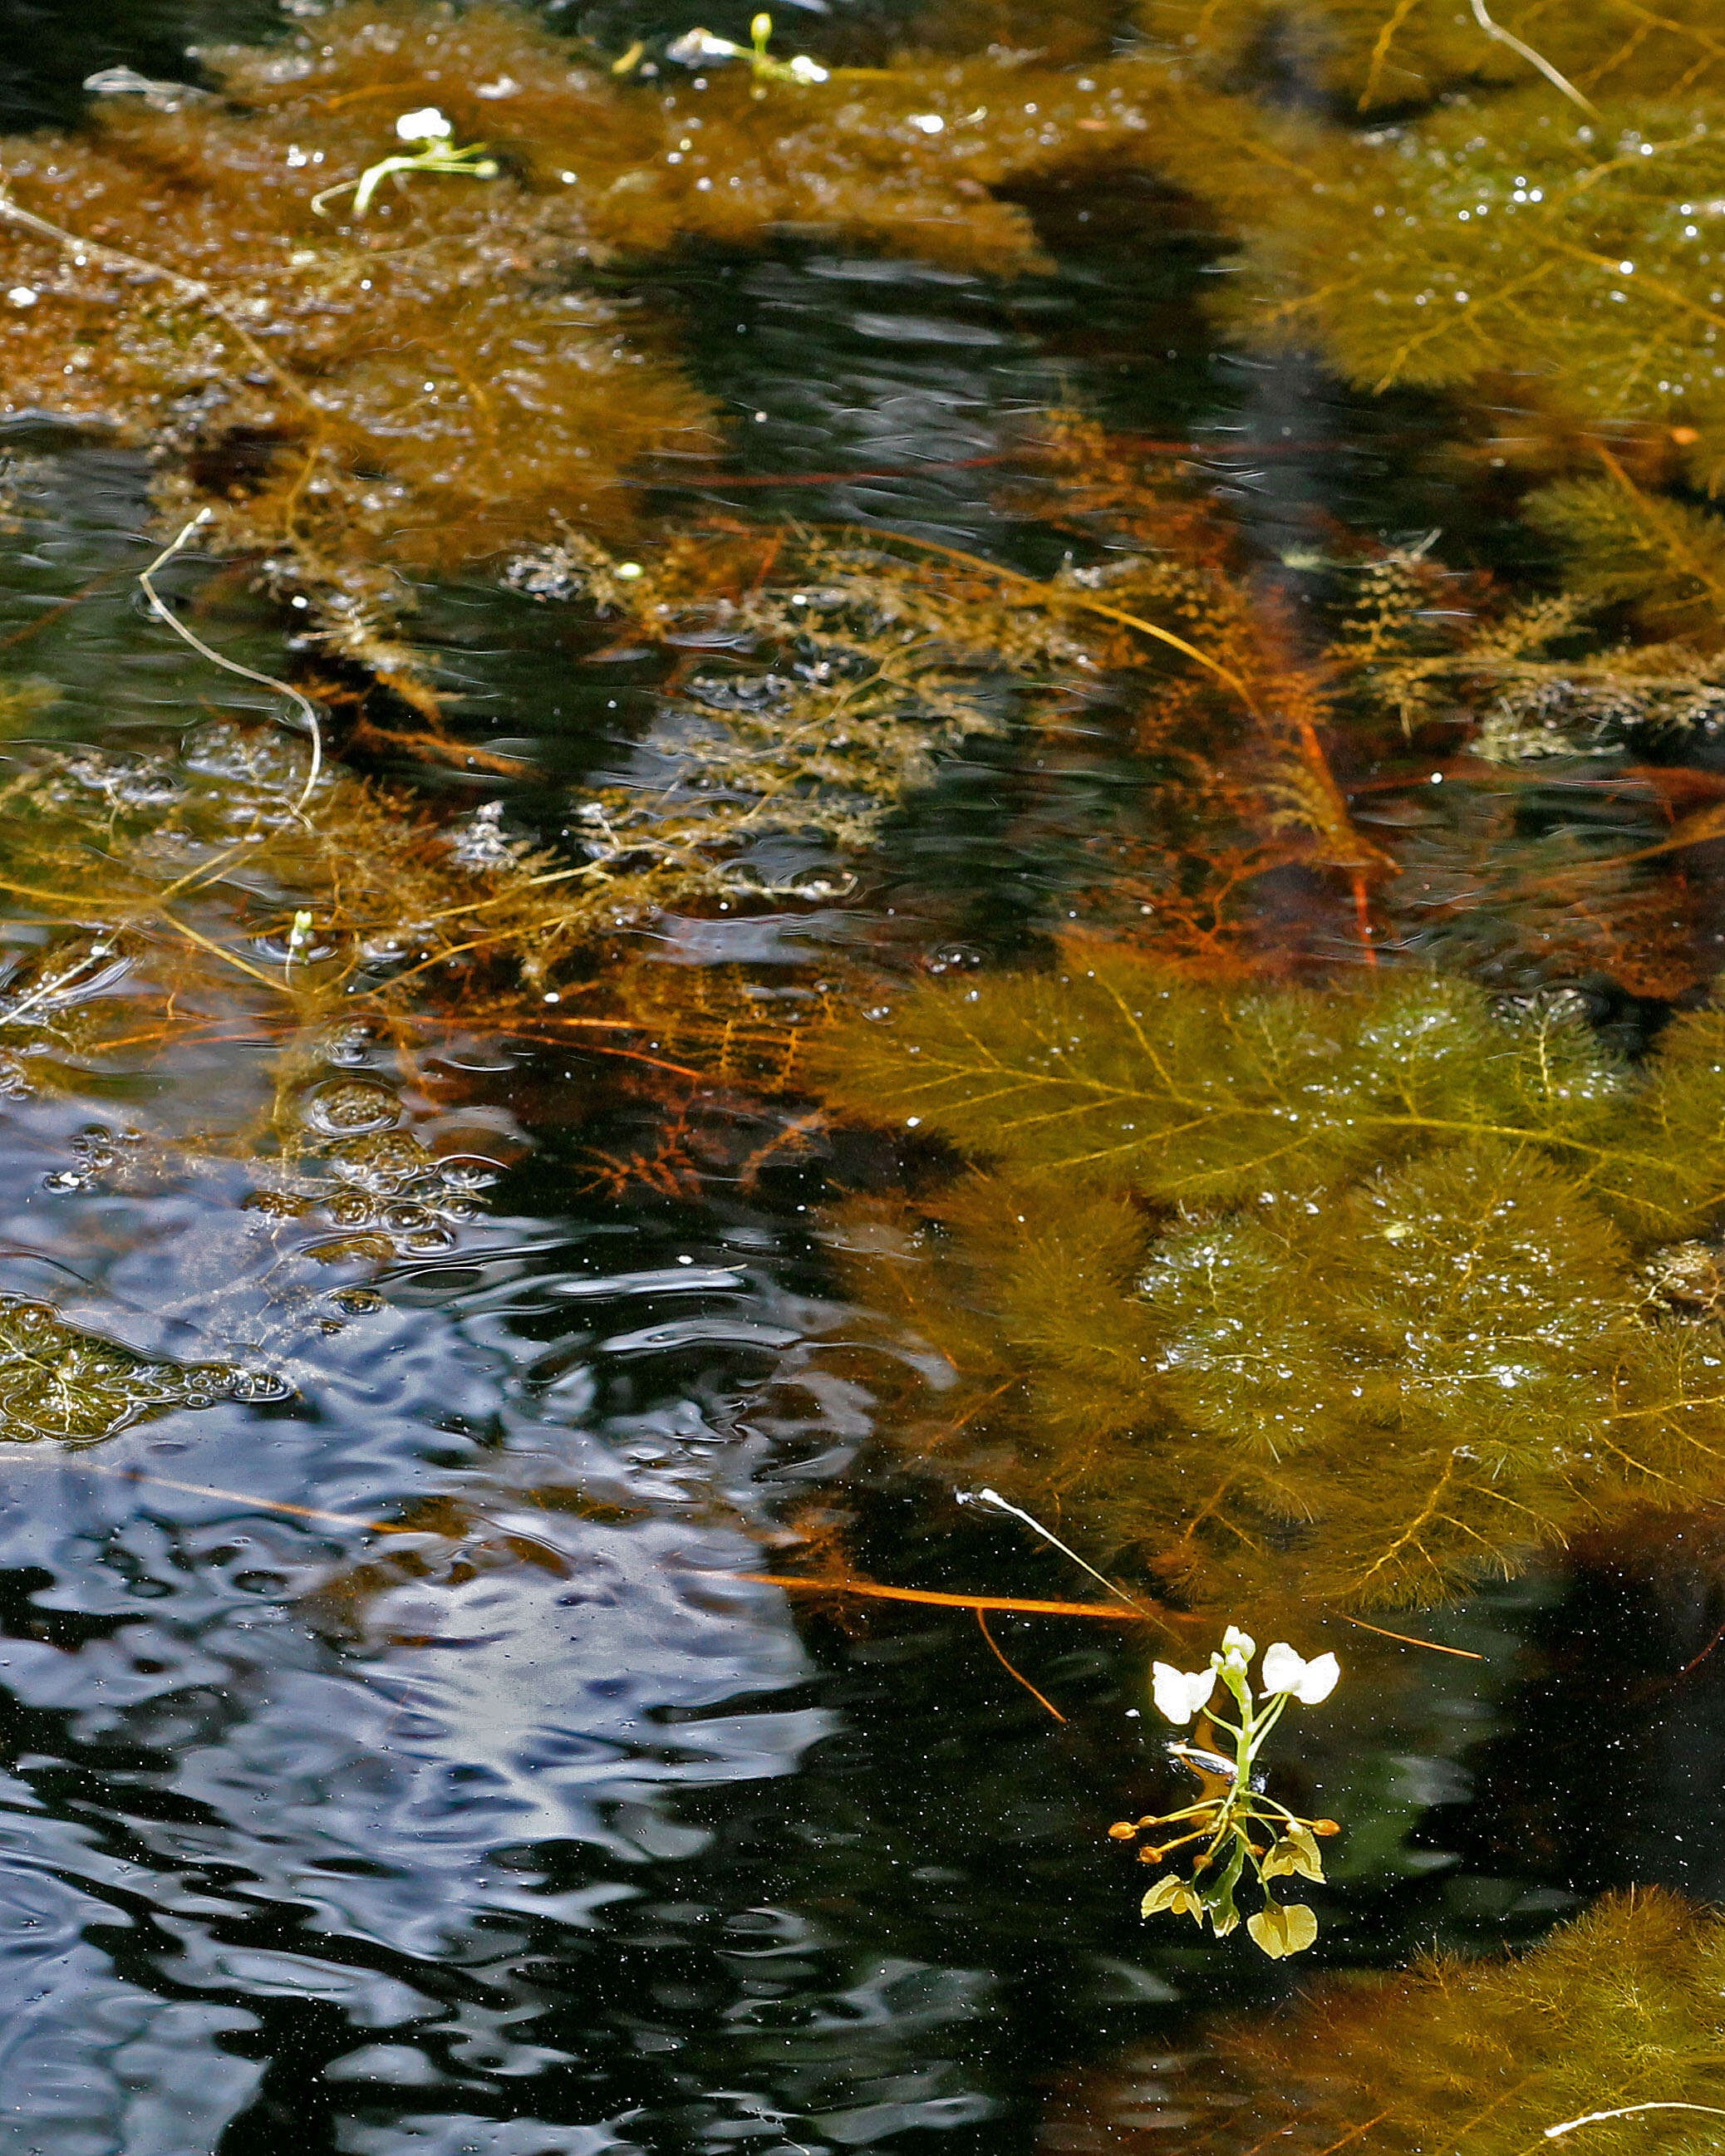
[312,110,500,220]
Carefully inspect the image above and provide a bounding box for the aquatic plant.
[808,950,1725,1609]
[0,0,1232,633]
[0,1294,251,1441]
[1142,0,1725,111]
[1136,1888,1725,2155]
[1012,428,1723,979]
[1201,92,1725,484]
[1115,1624,1342,1956]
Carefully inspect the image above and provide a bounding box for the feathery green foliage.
[1151,1890,1725,2156]
[811,948,1698,1220]
[812,952,1725,1607]
[1207,94,1725,431]
[1529,474,1725,641]
[1143,0,1725,110]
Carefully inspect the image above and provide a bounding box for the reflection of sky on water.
[0,1161,922,2154]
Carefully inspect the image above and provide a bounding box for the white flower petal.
[1294,1650,1340,1704]
[396,106,452,141]
[1152,1662,1217,1725]
[1261,1641,1303,1694]
[1261,1642,1340,1704]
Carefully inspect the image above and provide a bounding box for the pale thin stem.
[138,510,325,818]
[1546,2104,1725,2139]
[1470,0,1598,111]
[956,1486,1149,1612]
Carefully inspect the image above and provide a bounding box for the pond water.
[2,5,1724,2153]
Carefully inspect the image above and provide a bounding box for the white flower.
[1211,1623,1256,1672]
[6,287,37,308]
[788,55,830,81]
[1261,1642,1340,1704]
[907,112,945,132]
[1152,1661,1218,1725]
[395,107,452,142]
[666,27,744,63]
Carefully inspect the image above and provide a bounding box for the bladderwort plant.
[664,14,832,83]
[1112,1627,1341,1958]
[312,106,500,220]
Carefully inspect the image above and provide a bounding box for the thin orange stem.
[725,1572,1166,1622]
[1330,1610,1485,1660]
[976,1608,1066,1721]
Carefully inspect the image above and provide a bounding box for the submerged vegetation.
[1148,1888,1725,2154]
[0,0,1231,645]
[4,0,1725,2058]
[808,952,1725,1610]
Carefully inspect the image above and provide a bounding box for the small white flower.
[788,55,829,81]
[395,106,452,142]
[666,27,744,64]
[1212,1623,1256,1672]
[1152,1662,1218,1725]
[7,287,39,307]
[1261,1642,1340,1704]
[907,112,945,133]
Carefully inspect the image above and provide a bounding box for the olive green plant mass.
[812,953,1725,1612]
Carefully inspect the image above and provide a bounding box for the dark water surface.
[0,7,1717,2154]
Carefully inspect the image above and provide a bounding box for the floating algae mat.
[5,0,1725,2145]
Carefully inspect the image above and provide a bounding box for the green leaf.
[1202,1837,1248,1937]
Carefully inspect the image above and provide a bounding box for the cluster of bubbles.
[266,1028,504,1271]
[42,1122,146,1196]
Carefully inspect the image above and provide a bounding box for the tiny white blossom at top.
[396,107,452,142]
